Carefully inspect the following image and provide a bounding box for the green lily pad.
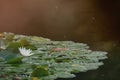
[31,66,49,78]
[0,32,107,80]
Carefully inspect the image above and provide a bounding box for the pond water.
[0,0,120,80]
[56,44,120,80]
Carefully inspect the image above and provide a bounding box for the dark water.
[56,45,120,80]
[0,0,120,80]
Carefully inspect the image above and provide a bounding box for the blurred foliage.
[0,32,107,80]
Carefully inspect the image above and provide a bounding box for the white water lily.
[18,47,34,56]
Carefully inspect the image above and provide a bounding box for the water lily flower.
[18,47,34,56]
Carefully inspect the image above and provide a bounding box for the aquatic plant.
[18,47,34,56]
[0,32,107,80]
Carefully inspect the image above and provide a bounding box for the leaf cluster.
[0,32,107,80]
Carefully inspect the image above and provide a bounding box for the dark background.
[0,0,120,80]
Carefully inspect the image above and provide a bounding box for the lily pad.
[31,66,49,78]
[0,32,107,80]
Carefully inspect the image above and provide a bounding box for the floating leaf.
[6,57,23,64]
[19,38,30,46]
[0,50,18,61]
[0,32,107,80]
[31,66,49,78]
[3,32,14,41]
[55,72,75,78]
[7,42,22,52]
[0,50,22,64]
[32,77,40,80]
